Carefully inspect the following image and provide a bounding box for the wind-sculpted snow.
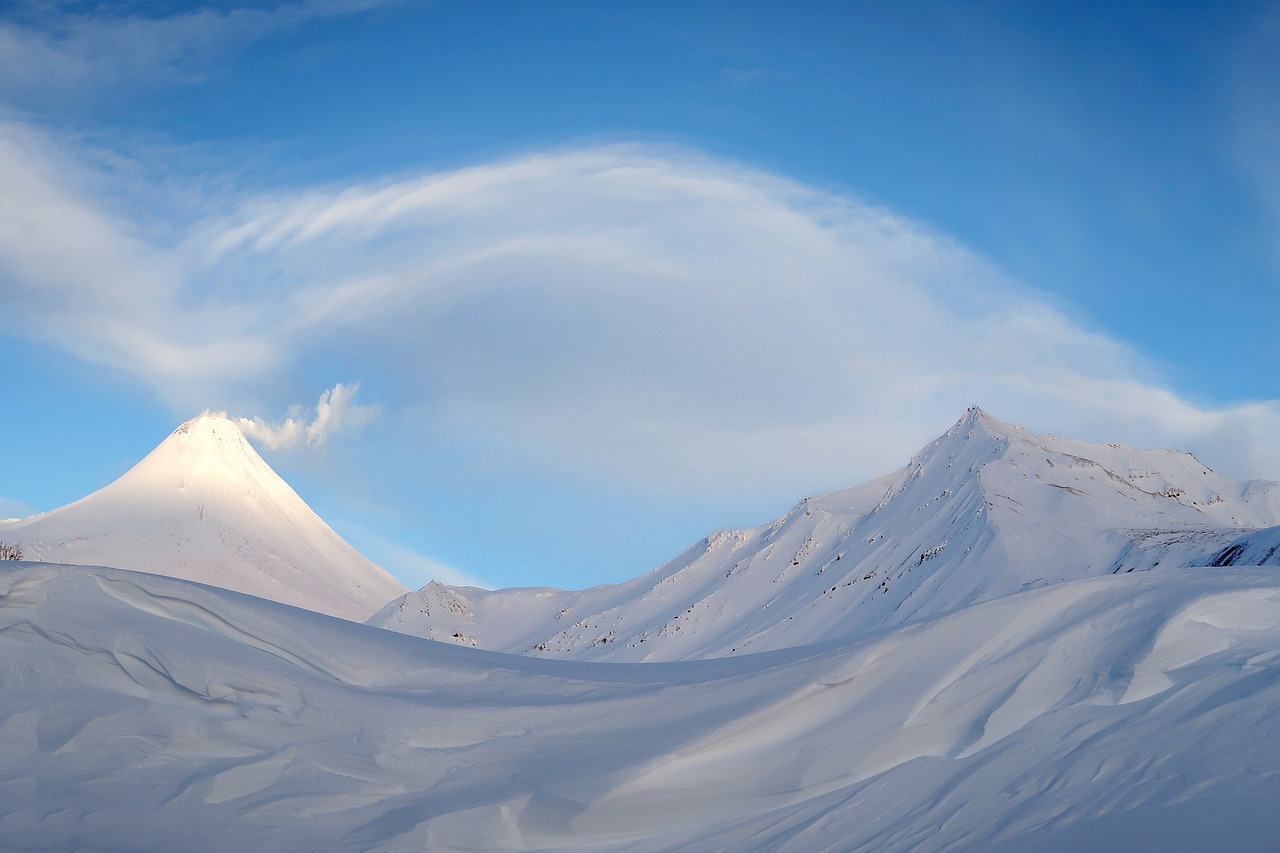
[0,414,405,620]
[6,408,1280,851]
[4,561,1280,851]
[375,407,1280,660]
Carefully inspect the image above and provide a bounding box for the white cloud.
[235,383,378,451]
[4,130,1280,497]
[0,122,280,400]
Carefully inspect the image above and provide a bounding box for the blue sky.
[2,0,1280,590]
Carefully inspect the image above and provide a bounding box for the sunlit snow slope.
[0,415,405,620]
[373,407,1280,659]
[4,561,1280,852]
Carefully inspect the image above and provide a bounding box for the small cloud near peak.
[236,382,378,451]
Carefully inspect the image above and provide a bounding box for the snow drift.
[2,561,1280,851]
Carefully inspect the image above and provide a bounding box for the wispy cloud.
[1227,6,1280,272]
[0,496,34,521]
[0,0,396,104]
[235,383,378,450]
[309,514,491,588]
[0,121,279,398]
[365,540,491,590]
[4,129,1280,496]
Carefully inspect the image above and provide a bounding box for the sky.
[3,0,1280,591]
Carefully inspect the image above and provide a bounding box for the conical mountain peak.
[170,411,248,441]
[164,412,256,452]
[119,411,280,500]
[2,415,406,620]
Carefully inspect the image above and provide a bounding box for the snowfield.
[3,408,1280,851]
[3,562,1280,851]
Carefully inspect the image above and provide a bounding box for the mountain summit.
[373,407,1280,659]
[0,414,405,620]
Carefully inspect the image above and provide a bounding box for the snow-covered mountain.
[0,414,405,620]
[8,409,1280,851]
[372,407,1280,659]
[5,560,1280,851]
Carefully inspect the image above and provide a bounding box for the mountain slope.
[4,561,1280,851]
[0,414,405,620]
[372,407,1280,659]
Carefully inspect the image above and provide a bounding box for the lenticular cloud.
[5,128,1280,494]
[197,144,1280,490]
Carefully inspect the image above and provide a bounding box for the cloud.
[0,122,281,395]
[0,0,396,104]
[4,130,1280,498]
[235,383,378,451]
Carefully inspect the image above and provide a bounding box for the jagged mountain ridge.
[372,407,1280,659]
[0,414,406,620]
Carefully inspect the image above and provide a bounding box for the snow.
[373,407,1280,660]
[6,406,1280,850]
[4,561,1280,850]
[0,414,405,620]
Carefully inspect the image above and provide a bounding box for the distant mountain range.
[9,406,1280,649]
[371,406,1280,659]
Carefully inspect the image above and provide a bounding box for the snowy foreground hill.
[0,414,405,620]
[5,407,1280,850]
[373,407,1280,660]
[3,562,1280,851]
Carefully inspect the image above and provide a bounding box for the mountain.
[8,410,1280,851]
[1195,523,1280,568]
[0,414,405,620]
[371,407,1280,659]
[5,560,1280,851]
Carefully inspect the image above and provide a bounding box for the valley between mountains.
[3,407,1280,851]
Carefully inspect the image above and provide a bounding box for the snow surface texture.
[7,406,1280,851]
[3,562,1280,851]
[373,407,1280,659]
[0,414,405,621]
